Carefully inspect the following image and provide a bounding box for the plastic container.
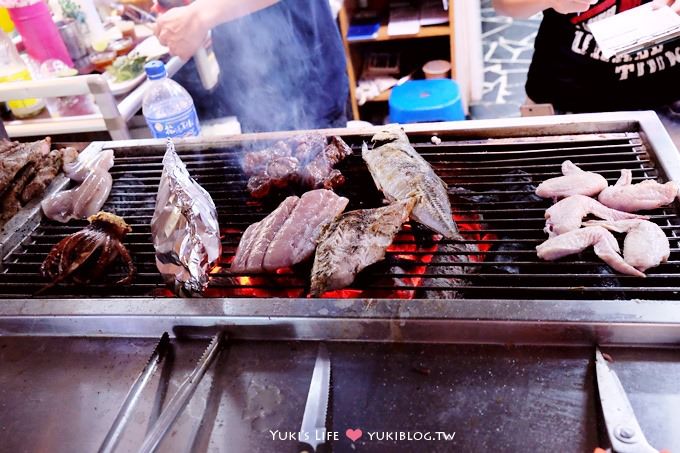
[8,2,73,67]
[422,59,451,79]
[142,60,201,138]
[389,79,464,123]
[0,30,44,118]
[89,50,116,72]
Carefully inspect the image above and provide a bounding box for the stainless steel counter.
[1,337,679,452]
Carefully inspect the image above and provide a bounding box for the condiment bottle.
[0,30,44,118]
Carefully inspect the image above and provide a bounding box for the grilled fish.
[362,128,459,238]
[310,197,416,297]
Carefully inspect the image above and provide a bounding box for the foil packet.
[151,139,221,295]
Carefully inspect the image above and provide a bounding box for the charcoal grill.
[1,111,680,345]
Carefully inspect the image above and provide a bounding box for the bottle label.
[146,105,201,138]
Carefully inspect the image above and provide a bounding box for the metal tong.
[97,331,225,453]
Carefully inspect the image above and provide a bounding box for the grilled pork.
[584,219,669,272]
[598,169,679,212]
[361,127,459,238]
[537,226,645,277]
[231,189,349,273]
[544,195,647,237]
[310,197,416,297]
[535,160,608,199]
[241,134,352,198]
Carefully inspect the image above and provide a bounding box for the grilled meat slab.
[242,134,352,198]
[536,160,608,200]
[584,219,670,272]
[0,138,64,228]
[231,189,349,273]
[310,197,416,297]
[545,194,647,237]
[598,169,679,212]
[537,226,645,277]
[362,128,458,238]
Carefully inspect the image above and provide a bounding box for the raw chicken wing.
[537,226,645,277]
[598,169,678,212]
[535,160,608,199]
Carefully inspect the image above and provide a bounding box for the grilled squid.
[40,212,136,292]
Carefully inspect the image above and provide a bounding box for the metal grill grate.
[2,131,680,300]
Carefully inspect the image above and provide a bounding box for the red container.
[8,1,74,67]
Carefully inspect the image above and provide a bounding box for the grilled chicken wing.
[536,160,608,200]
[310,197,416,296]
[545,195,647,237]
[362,127,458,238]
[598,169,679,212]
[584,219,669,272]
[536,226,645,277]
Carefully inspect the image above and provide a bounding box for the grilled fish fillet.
[310,197,416,296]
[535,160,608,199]
[598,169,679,212]
[362,128,458,238]
[584,219,670,272]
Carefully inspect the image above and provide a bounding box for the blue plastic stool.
[389,79,465,123]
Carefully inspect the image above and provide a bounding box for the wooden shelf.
[348,24,451,44]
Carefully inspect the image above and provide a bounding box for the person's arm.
[492,0,596,18]
[155,0,280,60]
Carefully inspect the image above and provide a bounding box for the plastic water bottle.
[142,60,201,138]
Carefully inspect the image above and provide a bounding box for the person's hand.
[548,0,599,14]
[154,3,207,60]
[653,0,680,13]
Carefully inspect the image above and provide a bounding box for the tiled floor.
[470,0,541,120]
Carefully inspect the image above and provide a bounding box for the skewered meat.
[362,127,459,238]
[544,195,647,237]
[39,212,136,293]
[231,189,349,273]
[598,169,679,212]
[535,160,608,199]
[41,150,114,223]
[310,197,416,296]
[584,219,670,272]
[241,134,352,198]
[536,226,645,277]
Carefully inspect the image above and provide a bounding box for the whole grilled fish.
[362,127,459,238]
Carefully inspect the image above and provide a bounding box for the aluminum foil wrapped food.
[151,139,221,295]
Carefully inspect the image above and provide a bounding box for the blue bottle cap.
[144,60,167,80]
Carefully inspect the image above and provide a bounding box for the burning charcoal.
[491,242,531,275]
[449,170,544,204]
[421,242,476,299]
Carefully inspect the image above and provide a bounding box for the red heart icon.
[345,428,363,442]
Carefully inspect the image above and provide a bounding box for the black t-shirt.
[176,0,348,132]
[527,0,680,112]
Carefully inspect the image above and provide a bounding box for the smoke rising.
[177,0,348,134]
